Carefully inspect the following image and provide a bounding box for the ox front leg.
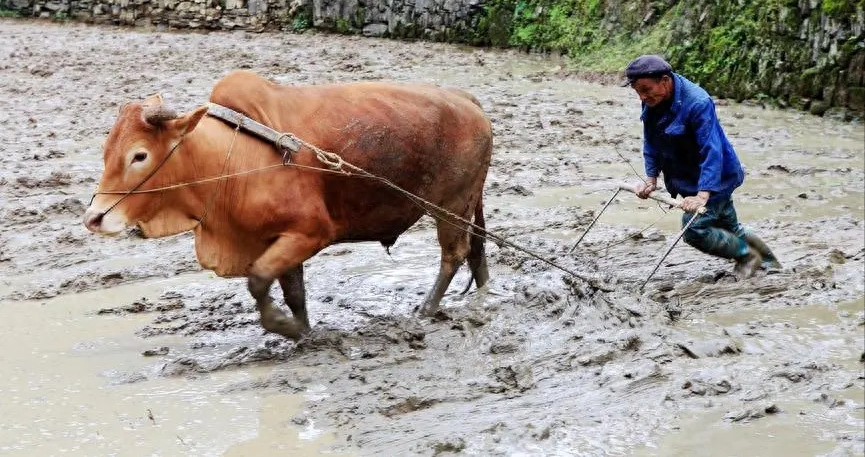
[248,234,320,341]
[418,223,471,317]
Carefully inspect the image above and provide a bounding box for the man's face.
[631,75,673,107]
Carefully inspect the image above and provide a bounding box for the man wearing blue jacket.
[623,54,780,279]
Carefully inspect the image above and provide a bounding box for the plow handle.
[617,184,706,214]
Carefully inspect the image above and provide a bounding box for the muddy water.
[633,298,865,457]
[0,275,344,456]
[0,19,863,456]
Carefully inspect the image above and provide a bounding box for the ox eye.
[132,152,148,163]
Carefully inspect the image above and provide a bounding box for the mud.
[1,19,863,457]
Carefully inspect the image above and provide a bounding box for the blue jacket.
[642,73,744,203]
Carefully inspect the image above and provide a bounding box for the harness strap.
[206,103,302,163]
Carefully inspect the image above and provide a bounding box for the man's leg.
[681,199,761,278]
[716,198,782,269]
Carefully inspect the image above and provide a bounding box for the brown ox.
[82,70,492,340]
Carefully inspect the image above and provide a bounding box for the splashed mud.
[0,19,863,456]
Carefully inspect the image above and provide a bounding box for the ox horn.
[142,105,180,125]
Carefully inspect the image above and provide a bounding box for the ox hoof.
[260,313,310,341]
[416,304,436,318]
[417,304,451,321]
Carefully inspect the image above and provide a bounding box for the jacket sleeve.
[642,122,659,178]
[691,99,724,193]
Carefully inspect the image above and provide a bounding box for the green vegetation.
[335,17,351,33]
[290,11,311,32]
[821,0,864,16]
[468,0,864,112]
[0,8,21,17]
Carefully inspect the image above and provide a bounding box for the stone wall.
[0,0,483,40]
[2,0,301,31]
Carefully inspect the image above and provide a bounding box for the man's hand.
[681,192,709,213]
[636,178,658,199]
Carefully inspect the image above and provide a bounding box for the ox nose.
[83,209,105,233]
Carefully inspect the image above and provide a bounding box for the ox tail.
[460,195,489,295]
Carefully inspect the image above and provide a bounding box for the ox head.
[83,94,209,237]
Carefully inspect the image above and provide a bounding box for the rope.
[194,123,241,229]
[94,128,613,291]
[586,211,669,255]
[94,164,287,194]
[288,137,613,291]
[601,128,668,215]
[94,137,185,217]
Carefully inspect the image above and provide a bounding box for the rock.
[362,23,388,37]
[771,369,811,383]
[676,339,741,358]
[142,346,170,356]
[814,393,846,408]
[500,184,534,196]
[681,377,736,397]
[810,100,830,116]
[491,365,534,392]
[847,86,865,112]
[380,396,439,417]
[724,403,780,422]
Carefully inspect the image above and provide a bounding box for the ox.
[82,70,492,340]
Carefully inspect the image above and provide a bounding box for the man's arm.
[682,99,724,211]
[692,99,725,194]
[637,125,659,198]
[642,123,659,180]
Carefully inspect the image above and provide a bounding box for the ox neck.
[180,118,249,228]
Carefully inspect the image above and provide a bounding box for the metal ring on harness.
[275,133,299,165]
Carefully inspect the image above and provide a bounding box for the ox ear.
[173,105,209,135]
[142,94,164,107]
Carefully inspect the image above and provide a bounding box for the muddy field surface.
[1,19,863,456]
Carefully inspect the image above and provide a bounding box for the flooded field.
[0,19,863,456]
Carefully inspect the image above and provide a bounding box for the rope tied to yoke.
[212,105,615,291]
[307,142,347,172]
[94,103,614,292]
[283,135,614,292]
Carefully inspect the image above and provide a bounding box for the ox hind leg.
[248,234,319,340]
[466,196,489,290]
[417,212,473,317]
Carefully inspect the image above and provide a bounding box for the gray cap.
[620,55,673,86]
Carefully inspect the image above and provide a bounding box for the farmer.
[623,54,780,279]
